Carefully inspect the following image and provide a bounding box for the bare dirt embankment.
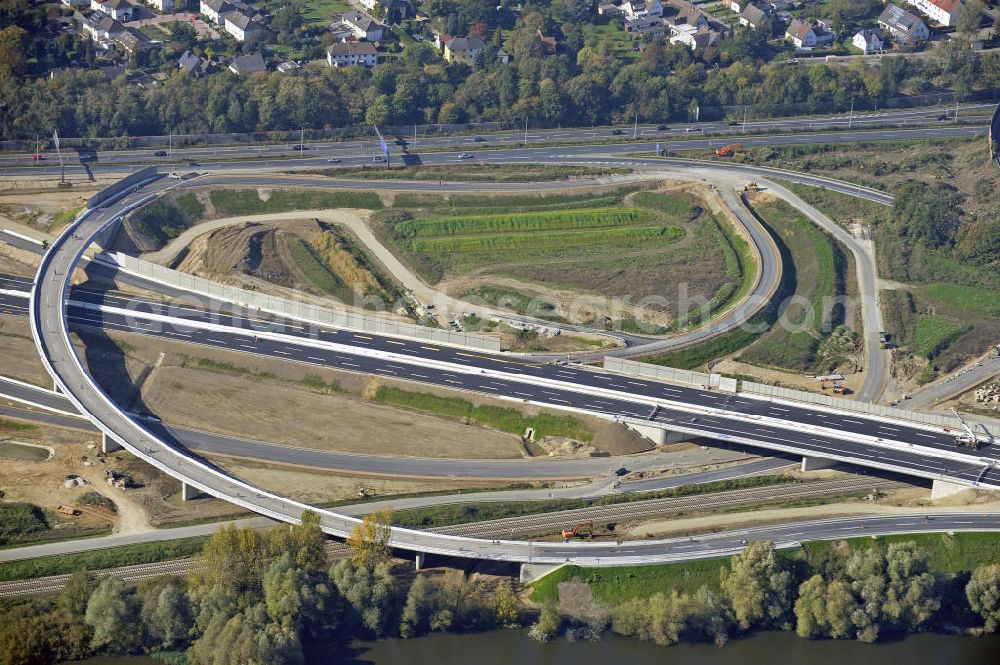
[80,329,650,461]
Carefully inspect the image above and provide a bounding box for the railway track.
[0,478,898,598]
[430,477,902,538]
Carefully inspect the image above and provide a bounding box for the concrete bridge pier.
[181,482,203,501]
[101,431,123,454]
[415,552,426,571]
[800,456,836,472]
[626,424,693,446]
[931,479,968,500]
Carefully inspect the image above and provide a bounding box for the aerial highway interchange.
[3,112,1000,568]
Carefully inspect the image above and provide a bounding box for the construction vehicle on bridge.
[950,408,993,449]
[715,143,743,157]
[562,520,594,541]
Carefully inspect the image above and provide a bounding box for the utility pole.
[413,123,417,149]
[524,116,528,147]
[168,131,172,159]
[632,110,638,140]
[742,105,748,134]
[848,100,854,129]
[300,126,304,152]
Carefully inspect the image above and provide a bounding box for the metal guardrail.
[94,252,501,352]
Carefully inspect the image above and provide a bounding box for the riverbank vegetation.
[1,517,999,664]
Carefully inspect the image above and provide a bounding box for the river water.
[69,629,1000,665]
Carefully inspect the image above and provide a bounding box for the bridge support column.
[415,552,426,571]
[800,456,836,472]
[181,482,202,501]
[931,479,968,500]
[627,423,667,445]
[101,432,122,454]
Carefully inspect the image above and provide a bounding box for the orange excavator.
[715,143,743,157]
[562,520,594,540]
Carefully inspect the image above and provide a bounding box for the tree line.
[531,539,1000,646]
[3,1,1000,141]
[1,516,999,664]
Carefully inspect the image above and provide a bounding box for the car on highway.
[153,150,168,157]
[31,154,45,161]
[614,466,629,476]
[373,156,386,163]
[78,153,96,162]
[938,115,948,121]
[458,152,473,159]
[728,121,740,127]
[326,157,341,163]
[611,129,625,135]
[292,145,308,151]
[167,172,182,179]
[685,126,704,133]
[657,125,670,131]
[472,136,486,142]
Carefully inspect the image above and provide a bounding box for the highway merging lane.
[4,275,998,488]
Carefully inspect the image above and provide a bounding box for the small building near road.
[228,51,266,75]
[91,0,135,22]
[225,11,268,44]
[443,35,486,67]
[327,41,379,67]
[878,4,930,44]
[178,49,212,76]
[342,10,386,41]
[739,3,768,29]
[906,0,963,27]
[852,27,885,53]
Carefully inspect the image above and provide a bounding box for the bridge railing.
[93,251,501,351]
[87,166,159,210]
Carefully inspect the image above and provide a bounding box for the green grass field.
[209,189,383,216]
[372,386,592,441]
[395,207,654,238]
[738,197,851,373]
[532,532,1000,607]
[914,315,970,359]
[919,283,1000,319]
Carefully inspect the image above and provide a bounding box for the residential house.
[225,12,268,44]
[725,0,743,13]
[328,21,354,42]
[536,29,557,55]
[178,49,212,76]
[276,60,300,72]
[906,0,962,27]
[766,0,790,10]
[443,35,486,67]
[61,0,89,8]
[342,10,385,41]
[200,0,230,23]
[621,0,663,19]
[146,0,175,12]
[327,41,379,67]
[625,16,667,35]
[116,27,152,53]
[82,15,126,42]
[228,52,266,74]
[739,3,768,29]
[670,23,719,49]
[664,0,710,30]
[358,0,410,23]
[91,0,134,22]
[786,18,833,47]
[852,27,884,52]
[496,47,511,63]
[878,5,930,44]
[597,3,622,16]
